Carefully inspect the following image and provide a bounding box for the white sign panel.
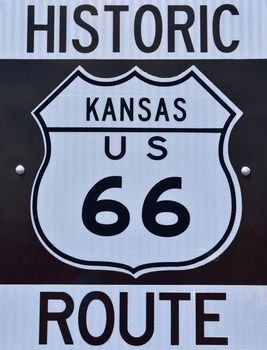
[0,0,266,59]
[0,285,267,349]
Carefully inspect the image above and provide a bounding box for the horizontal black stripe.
[47,127,223,133]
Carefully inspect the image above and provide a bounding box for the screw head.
[15,165,25,175]
[241,166,251,177]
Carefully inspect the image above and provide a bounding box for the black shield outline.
[31,66,242,275]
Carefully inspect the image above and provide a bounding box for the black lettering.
[155,98,169,121]
[27,6,55,53]
[147,136,167,160]
[104,5,129,52]
[78,292,114,345]
[120,98,134,121]
[196,293,228,345]
[213,5,239,53]
[160,293,191,345]
[173,98,186,121]
[200,6,208,52]
[39,292,74,345]
[168,6,195,52]
[120,292,154,345]
[73,5,99,53]
[59,6,67,53]
[134,5,163,53]
[86,98,99,121]
[105,136,126,160]
[102,98,116,121]
[138,98,151,121]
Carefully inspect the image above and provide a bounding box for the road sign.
[0,1,267,349]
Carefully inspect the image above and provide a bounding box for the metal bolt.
[15,165,25,175]
[241,166,251,177]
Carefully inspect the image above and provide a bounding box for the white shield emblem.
[31,66,242,275]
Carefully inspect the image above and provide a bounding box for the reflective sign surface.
[0,0,267,348]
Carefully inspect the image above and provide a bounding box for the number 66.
[82,176,190,237]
